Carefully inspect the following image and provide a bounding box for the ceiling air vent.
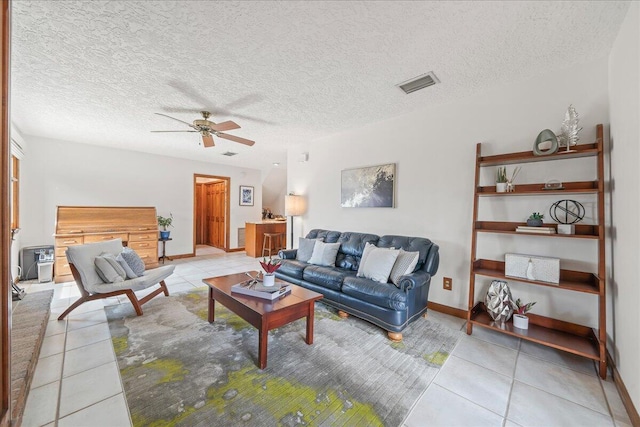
[221,151,238,157]
[397,72,439,94]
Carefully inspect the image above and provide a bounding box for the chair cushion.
[389,249,420,286]
[278,259,308,280]
[296,237,323,263]
[66,239,125,290]
[342,276,408,311]
[91,265,175,294]
[120,247,145,277]
[116,254,138,279]
[94,253,126,283]
[303,266,353,291]
[356,243,399,284]
[308,241,341,266]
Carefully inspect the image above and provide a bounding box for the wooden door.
[206,182,226,248]
[195,183,206,245]
[1,1,11,424]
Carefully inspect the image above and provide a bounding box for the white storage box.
[505,253,560,284]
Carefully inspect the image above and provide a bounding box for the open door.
[194,175,230,253]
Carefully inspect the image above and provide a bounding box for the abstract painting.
[239,185,254,206]
[341,163,395,208]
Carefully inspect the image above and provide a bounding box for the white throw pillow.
[307,241,341,266]
[357,244,400,284]
[389,249,420,286]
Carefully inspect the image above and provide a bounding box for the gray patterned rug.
[106,288,462,426]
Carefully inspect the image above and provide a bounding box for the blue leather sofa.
[276,229,439,341]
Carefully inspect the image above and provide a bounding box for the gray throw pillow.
[307,241,341,267]
[357,244,400,284]
[94,252,126,283]
[116,253,138,279]
[389,249,420,286]
[296,237,324,263]
[120,247,145,277]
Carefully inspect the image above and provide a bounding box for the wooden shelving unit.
[467,124,607,379]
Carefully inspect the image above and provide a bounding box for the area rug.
[11,289,54,425]
[106,288,462,426]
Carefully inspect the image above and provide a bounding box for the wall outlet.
[443,277,452,291]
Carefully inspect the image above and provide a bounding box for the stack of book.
[231,280,292,300]
[515,226,556,234]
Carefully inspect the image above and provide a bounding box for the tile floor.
[16,249,632,427]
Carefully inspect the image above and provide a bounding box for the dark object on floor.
[11,289,54,426]
[12,282,26,301]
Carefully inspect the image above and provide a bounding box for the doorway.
[194,174,230,253]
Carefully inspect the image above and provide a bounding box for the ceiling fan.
[151,111,255,147]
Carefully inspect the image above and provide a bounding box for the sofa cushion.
[94,252,126,283]
[378,235,435,271]
[278,259,308,280]
[342,276,408,311]
[296,237,323,263]
[308,241,341,266]
[120,247,145,277]
[306,229,341,243]
[356,243,399,283]
[116,253,138,279]
[335,232,379,270]
[389,249,420,286]
[303,265,353,291]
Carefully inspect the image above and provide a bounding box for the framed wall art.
[239,185,254,206]
[341,163,395,208]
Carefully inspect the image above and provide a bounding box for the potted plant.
[157,213,174,240]
[259,257,281,287]
[496,167,508,193]
[527,212,544,227]
[512,298,536,329]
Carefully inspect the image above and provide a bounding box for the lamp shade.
[285,194,305,216]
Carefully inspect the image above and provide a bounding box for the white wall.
[288,57,609,327]
[608,2,640,412]
[20,137,263,255]
[262,166,287,216]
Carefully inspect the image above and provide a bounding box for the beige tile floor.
[17,250,632,427]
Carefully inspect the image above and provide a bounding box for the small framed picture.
[239,185,254,206]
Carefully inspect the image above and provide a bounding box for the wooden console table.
[54,206,159,282]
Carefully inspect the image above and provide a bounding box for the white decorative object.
[558,105,582,151]
[557,224,575,235]
[484,280,515,324]
[496,183,507,193]
[513,314,529,329]
[263,274,275,287]
[505,253,560,284]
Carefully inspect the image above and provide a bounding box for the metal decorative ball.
[484,280,515,324]
[549,199,585,225]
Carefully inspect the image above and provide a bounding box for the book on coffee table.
[231,280,292,300]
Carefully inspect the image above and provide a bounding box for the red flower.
[260,258,281,274]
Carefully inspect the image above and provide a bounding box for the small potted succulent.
[157,213,174,240]
[496,167,508,193]
[527,212,544,227]
[259,257,281,287]
[512,299,536,329]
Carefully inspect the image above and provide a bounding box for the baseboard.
[170,253,194,260]
[427,301,468,319]
[607,351,640,425]
[226,247,245,253]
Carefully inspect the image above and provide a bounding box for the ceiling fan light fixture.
[222,151,238,156]
[396,71,439,94]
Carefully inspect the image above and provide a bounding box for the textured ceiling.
[11,1,629,172]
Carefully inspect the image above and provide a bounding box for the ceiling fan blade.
[154,113,197,129]
[217,132,255,146]
[151,130,198,133]
[209,120,240,132]
[202,133,215,147]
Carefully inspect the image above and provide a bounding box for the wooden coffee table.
[203,271,323,369]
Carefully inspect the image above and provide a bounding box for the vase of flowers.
[259,258,281,287]
[157,213,174,239]
[512,298,536,329]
